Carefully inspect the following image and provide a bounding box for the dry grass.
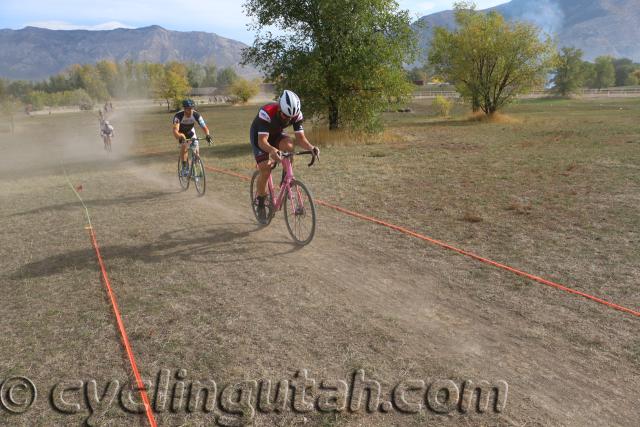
[467,111,522,123]
[308,97,640,309]
[506,200,533,215]
[2,97,640,426]
[461,211,484,223]
[305,126,404,147]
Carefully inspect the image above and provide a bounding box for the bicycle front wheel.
[178,157,189,191]
[192,157,206,196]
[284,179,316,245]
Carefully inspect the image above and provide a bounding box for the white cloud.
[25,20,133,31]
[3,1,253,41]
[5,0,512,43]
[418,2,436,11]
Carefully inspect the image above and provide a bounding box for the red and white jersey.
[252,103,304,140]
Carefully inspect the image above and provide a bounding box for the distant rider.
[100,120,115,151]
[250,90,319,222]
[172,99,213,176]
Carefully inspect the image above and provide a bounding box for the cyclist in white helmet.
[249,90,319,222]
[100,119,115,151]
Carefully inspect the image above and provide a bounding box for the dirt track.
[1,117,638,426]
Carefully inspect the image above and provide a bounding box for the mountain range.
[415,0,640,62]
[1,1,638,81]
[0,25,257,81]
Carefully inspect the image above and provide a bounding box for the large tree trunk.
[328,99,339,130]
[471,94,480,112]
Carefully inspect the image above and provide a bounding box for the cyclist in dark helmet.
[173,99,213,176]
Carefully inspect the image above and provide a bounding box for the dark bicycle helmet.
[182,99,195,108]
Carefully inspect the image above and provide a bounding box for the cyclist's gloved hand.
[270,150,282,162]
[205,134,213,144]
[312,146,320,158]
[178,136,186,144]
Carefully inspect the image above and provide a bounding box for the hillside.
[415,0,640,62]
[0,25,258,80]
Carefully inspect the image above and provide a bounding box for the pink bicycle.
[250,150,318,245]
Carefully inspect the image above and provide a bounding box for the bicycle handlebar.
[270,150,319,169]
[179,137,212,145]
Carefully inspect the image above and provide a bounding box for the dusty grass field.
[0,98,638,426]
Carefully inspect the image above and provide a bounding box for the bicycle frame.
[178,137,208,195]
[189,145,198,162]
[250,150,317,244]
[267,155,295,211]
[183,138,201,161]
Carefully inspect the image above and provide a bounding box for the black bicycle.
[178,138,210,196]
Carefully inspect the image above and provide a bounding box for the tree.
[216,67,239,88]
[592,56,615,89]
[407,67,428,84]
[582,61,596,88]
[1,96,21,134]
[47,74,75,93]
[624,72,639,87]
[612,58,639,87]
[243,0,417,131]
[151,66,191,110]
[429,1,555,115]
[187,63,206,88]
[6,80,33,99]
[552,47,586,96]
[230,78,260,103]
[96,60,120,97]
[202,62,218,87]
[76,64,110,101]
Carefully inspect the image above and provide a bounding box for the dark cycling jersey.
[251,103,304,142]
[249,103,304,163]
[173,110,207,138]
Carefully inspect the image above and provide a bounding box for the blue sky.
[0,1,508,44]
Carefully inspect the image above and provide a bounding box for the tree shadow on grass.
[9,223,303,280]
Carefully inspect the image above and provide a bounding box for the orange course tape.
[63,164,158,426]
[201,163,639,319]
[87,227,158,427]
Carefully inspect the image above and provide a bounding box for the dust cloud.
[0,102,156,180]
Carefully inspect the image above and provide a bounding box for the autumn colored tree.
[429,1,555,114]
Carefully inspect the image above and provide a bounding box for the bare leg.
[180,143,189,164]
[257,161,272,197]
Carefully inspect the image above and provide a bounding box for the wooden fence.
[414,87,640,99]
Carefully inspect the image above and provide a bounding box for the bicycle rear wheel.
[192,157,206,196]
[250,170,274,225]
[178,157,190,191]
[283,179,316,245]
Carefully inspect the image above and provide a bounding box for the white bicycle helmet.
[279,90,301,118]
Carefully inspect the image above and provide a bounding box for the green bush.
[230,78,260,104]
[433,95,452,117]
[22,88,93,110]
